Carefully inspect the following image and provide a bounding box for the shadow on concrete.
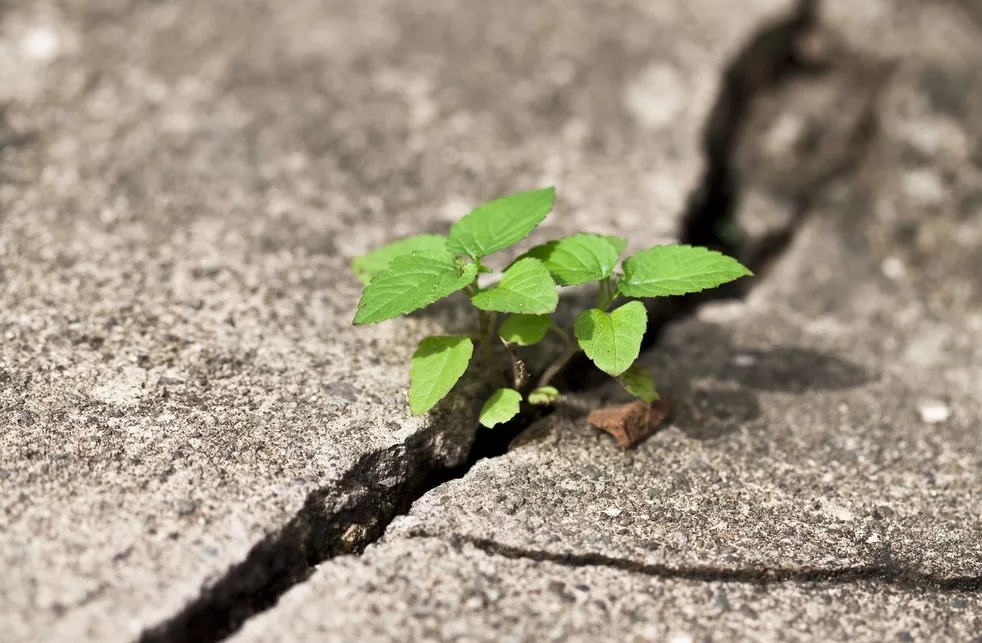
[431,532,982,594]
[640,320,876,441]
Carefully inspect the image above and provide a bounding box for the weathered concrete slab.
[230,0,982,639]
[233,537,982,643]
[384,0,982,588]
[0,0,793,641]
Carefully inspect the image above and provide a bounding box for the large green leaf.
[409,336,474,414]
[573,301,647,376]
[353,251,478,325]
[498,314,552,346]
[479,388,522,427]
[618,364,659,403]
[447,187,555,260]
[351,234,447,284]
[471,258,558,314]
[523,234,620,286]
[618,244,752,298]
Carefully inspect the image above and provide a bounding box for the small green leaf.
[409,336,474,414]
[479,388,523,427]
[602,235,628,255]
[447,187,555,260]
[354,251,478,325]
[618,364,659,403]
[351,234,447,284]
[618,244,753,298]
[471,258,558,314]
[527,386,560,406]
[499,314,551,346]
[523,234,620,286]
[574,301,647,376]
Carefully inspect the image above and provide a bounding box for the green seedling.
[352,187,751,427]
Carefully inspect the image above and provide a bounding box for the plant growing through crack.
[351,187,751,428]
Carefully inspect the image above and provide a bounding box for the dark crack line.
[416,532,982,594]
[137,428,467,643]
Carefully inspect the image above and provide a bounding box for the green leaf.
[471,258,558,314]
[499,314,551,346]
[602,235,628,255]
[523,234,620,286]
[618,244,753,298]
[479,388,523,427]
[618,364,659,403]
[573,301,647,376]
[354,251,478,325]
[351,234,447,284]
[409,336,474,414]
[527,386,560,405]
[447,187,555,260]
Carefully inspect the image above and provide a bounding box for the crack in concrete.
[132,1,898,641]
[138,429,464,643]
[413,532,982,594]
[641,0,887,350]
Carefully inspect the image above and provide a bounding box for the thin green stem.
[549,322,572,346]
[539,322,580,389]
[595,279,609,309]
[596,278,621,311]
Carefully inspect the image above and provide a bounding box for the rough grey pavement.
[233,0,982,642]
[0,0,795,641]
[234,538,981,643]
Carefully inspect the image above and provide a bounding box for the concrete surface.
[0,0,794,641]
[232,537,982,643]
[384,0,982,585]
[231,0,982,641]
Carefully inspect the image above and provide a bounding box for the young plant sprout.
[352,187,751,428]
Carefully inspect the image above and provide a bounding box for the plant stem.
[538,323,579,389]
[596,278,618,311]
[477,309,494,367]
[500,337,529,391]
[595,279,608,309]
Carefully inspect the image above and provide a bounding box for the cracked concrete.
[3,0,980,641]
[381,0,982,586]
[224,0,982,641]
[231,537,981,643]
[0,0,799,641]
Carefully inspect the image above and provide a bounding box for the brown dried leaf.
[586,397,675,449]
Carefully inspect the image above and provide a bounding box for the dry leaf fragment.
[586,397,675,449]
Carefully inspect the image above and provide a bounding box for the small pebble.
[22,26,60,61]
[917,400,951,424]
[881,256,906,279]
[732,354,757,367]
[601,507,622,518]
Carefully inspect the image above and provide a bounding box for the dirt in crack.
[138,1,879,641]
